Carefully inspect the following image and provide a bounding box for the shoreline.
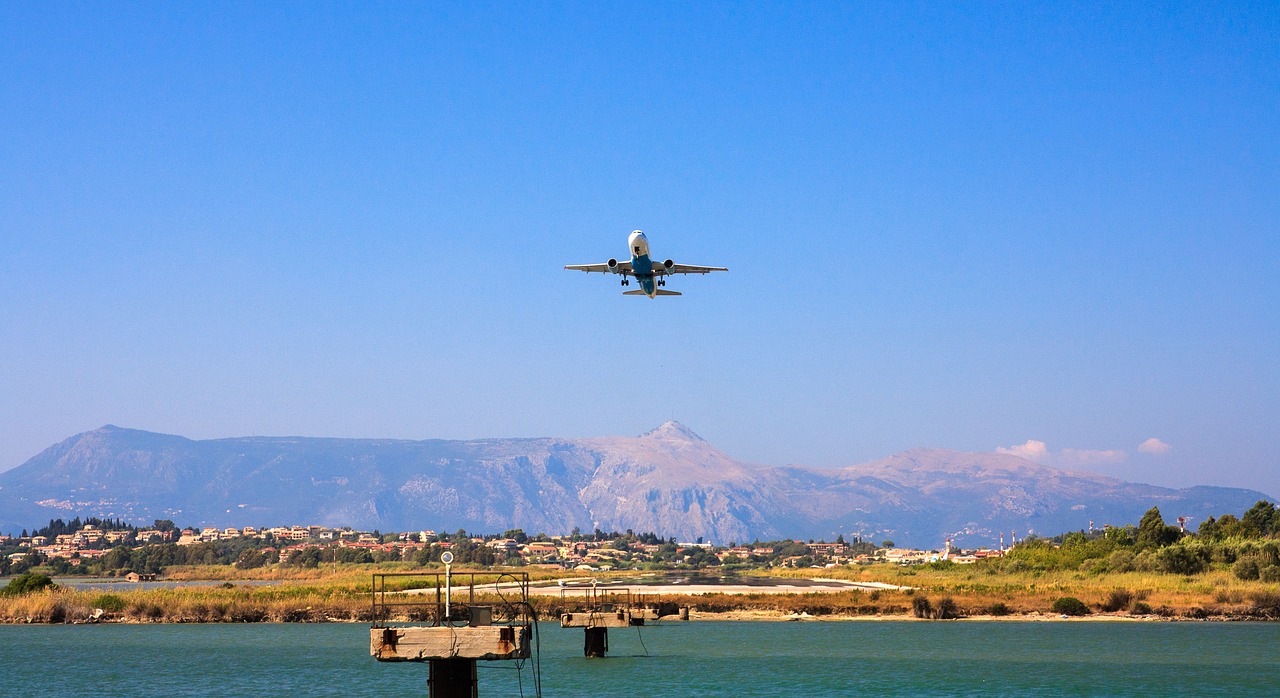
[685,610,1173,622]
[6,567,1280,625]
[2,611,1267,625]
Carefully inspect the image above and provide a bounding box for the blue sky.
[2,3,1277,497]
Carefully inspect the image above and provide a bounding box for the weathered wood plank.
[370,626,531,662]
[560,611,633,628]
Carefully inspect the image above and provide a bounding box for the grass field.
[3,562,1279,623]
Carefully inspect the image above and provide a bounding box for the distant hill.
[0,422,1270,548]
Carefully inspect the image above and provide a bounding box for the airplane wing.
[656,263,728,275]
[564,261,632,274]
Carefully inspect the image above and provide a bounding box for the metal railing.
[371,571,532,629]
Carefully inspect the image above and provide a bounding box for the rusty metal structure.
[559,583,674,657]
[372,570,535,628]
[370,571,540,698]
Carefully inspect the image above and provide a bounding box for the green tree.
[1242,501,1279,537]
[502,529,529,544]
[1061,531,1089,548]
[234,549,268,570]
[1103,525,1135,546]
[1136,507,1179,549]
[1,572,55,597]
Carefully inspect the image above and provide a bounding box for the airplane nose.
[628,230,649,256]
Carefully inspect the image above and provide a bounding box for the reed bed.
[5,563,1279,623]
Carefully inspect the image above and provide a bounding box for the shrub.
[1262,542,1280,567]
[909,594,960,619]
[934,597,960,619]
[1210,544,1238,565]
[1052,597,1090,616]
[1214,590,1244,604]
[0,573,56,597]
[1155,545,1207,575]
[985,602,1012,616]
[1130,550,1158,572]
[1101,589,1133,613]
[1249,591,1280,618]
[911,595,932,619]
[91,594,127,613]
[1106,549,1136,573]
[1233,557,1260,581]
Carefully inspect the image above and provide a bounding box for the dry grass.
[5,562,1279,623]
[754,563,1280,617]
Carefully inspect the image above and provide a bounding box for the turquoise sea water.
[3,620,1278,696]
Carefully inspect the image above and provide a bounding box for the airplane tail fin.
[623,289,682,296]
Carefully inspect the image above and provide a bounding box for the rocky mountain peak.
[639,420,707,443]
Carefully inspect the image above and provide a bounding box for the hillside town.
[0,518,1009,576]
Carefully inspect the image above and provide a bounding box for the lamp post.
[441,551,454,622]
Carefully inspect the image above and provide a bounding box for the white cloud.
[997,439,1049,463]
[1138,437,1171,455]
[997,440,1127,468]
[1058,448,1127,467]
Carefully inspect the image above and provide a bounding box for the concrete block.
[561,611,633,628]
[371,626,531,662]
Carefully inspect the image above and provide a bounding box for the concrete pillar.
[584,627,608,658]
[428,658,477,698]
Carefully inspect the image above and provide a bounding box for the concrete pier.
[370,625,531,662]
[561,610,634,628]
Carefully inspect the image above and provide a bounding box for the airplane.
[564,230,727,298]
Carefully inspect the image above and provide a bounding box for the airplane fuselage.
[627,230,659,297]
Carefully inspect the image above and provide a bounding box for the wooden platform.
[370,626,531,662]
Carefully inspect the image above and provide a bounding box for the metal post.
[584,627,608,658]
[442,551,454,622]
[428,658,477,698]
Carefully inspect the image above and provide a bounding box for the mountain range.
[0,422,1270,548]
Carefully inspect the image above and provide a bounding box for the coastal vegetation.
[3,503,1280,624]
[3,558,1280,624]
